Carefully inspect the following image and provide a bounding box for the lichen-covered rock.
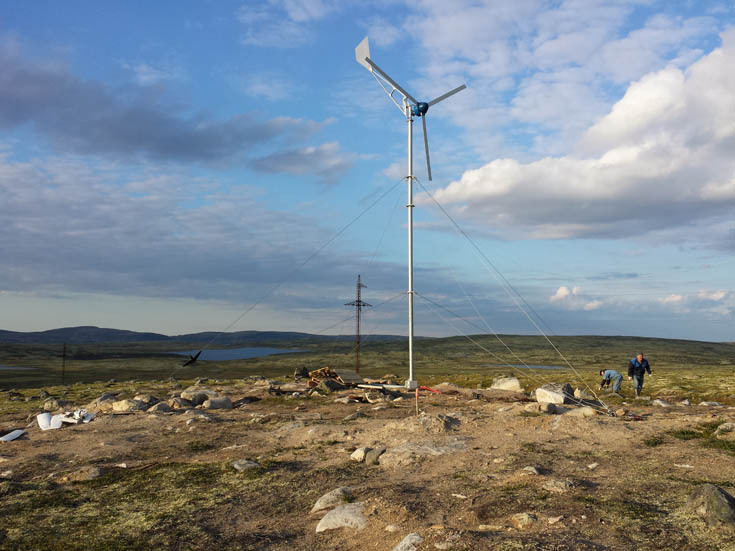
[685,484,735,526]
[202,396,232,409]
[315,502,367,532]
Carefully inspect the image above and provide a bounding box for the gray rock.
[43,398,72,412]
[133,394,160,407]
[652,399,672,407]
[535,383,574,405]
[525,402,556,414]
[168,397,193,409]
[344,412,367,421]
[315,502,367,532]
[147,402,173,413]
[180,387,218,406]
[685,484,735,526]
[679,399,691,406]
[364,447,386,465]
[565,406,597,417]
[417,412,460,433]
[202,396,232,410]
[233,459,259,472]
[521,466,540,475]
[491,377,523,392]
[699,401,723,407]
[310,487,353,514]
[350,448,369,462]
[379,441,466,468]
[715,423,735,435]
[542,478,575,494]
[112,399,146,412]
[511,512,537,529]
[392,533,424,551]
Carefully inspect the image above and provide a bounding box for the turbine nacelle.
[412,102,429,117]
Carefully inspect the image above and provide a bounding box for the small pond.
[172,347,305,361]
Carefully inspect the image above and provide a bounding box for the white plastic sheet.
[0,429,24,442]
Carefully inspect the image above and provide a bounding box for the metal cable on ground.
[416,292,611,413]
[416,180,610,412]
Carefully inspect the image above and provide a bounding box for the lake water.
[485,364,566,370]
[0,365,37,371]
[172,347,304,361]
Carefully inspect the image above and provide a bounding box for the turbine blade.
[364,58,418,104]
[427,84,467,107]
[422,115,432,181]
[355,36,372,71]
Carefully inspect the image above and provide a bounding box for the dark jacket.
[628,357,651,377]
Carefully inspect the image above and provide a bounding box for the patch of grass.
[518,411,543,417]
[187,441,216,452]
[702,438,735,453]
[668,429,703,440]
[643,435,666,447]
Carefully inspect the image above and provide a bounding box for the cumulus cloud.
[0,40,322,164]
[550,285,602,311]
[426,29,735,242]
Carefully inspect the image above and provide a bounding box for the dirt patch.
[1,383,735,550]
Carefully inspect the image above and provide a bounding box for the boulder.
[133,394,160,407]
[147,402,173,413]
[315,502,368,532]
[310,487,353,514]
[416,412,460,433]
[85,393,117,412]
[350,448,369,462]
[542,478,576,494]
[491,377,523,392]
[112,399,146,412]
[535,383,574,405]
[679,399,691,406]
[180,387,218,406]
[202,396,233,410]
[652,399,672,408]
[699,401,723,407]
[168,397,193,409]
[685,484,735,526]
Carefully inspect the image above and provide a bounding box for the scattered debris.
[37,410,94,430]
[0,430,25,442]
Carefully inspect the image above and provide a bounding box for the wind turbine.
[355,36,466,389]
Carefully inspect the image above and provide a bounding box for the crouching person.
[599,369,623,394]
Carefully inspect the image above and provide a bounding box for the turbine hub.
[412,102,429,117]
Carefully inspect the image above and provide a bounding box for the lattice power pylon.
[345,274,372,373]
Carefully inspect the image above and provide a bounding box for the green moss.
[643,435,665,447]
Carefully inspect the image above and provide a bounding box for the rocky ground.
[1,377,735,550]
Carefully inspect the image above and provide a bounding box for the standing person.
[628,353,652,397]
[599,369,623,394]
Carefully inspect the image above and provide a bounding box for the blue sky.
[1,0,734,342]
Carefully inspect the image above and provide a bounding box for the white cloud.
[550,285,603,311]
[660,294,684,304]
[698,289,728,301]
[425,29,735,242]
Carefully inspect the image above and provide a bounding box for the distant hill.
[0,326,407,345]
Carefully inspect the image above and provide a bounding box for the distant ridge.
[0,326,407,345]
